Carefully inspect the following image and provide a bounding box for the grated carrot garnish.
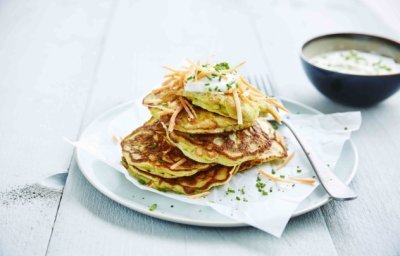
[232,89,243,125]
[290,177,317,185]
[180,98,194,120]
[259,170,317,186]
[259,171,292,183]
[276,152,295,170]
[168,105,183,132]
[170,158,187,170]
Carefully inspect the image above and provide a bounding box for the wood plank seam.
[43,1,121,254]
[241,2,340,254]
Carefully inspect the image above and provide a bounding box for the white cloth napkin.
[69,100,361,237]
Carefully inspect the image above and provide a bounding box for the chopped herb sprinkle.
[270,121,279,130]
[256,182,266,189]
[214,62,230,71]
[148,143,157,149]
[149,203,157,211]
[226,188,235,195]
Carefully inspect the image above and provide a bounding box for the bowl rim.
[300,32,400,77]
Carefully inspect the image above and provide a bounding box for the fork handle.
[282,120,357,201]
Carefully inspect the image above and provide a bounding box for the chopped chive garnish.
[149,203,157,211]
[148,143,157,149]
[236,196,241,201]
[280,175,285,179]
[214,62,230,71]
[270,121,279,130]
[226,188,235,194]
[271,169,276,175]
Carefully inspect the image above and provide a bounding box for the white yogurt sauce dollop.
[184,73,239,93]
[310,50,400,75]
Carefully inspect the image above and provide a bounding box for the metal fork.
[248,74,357,201]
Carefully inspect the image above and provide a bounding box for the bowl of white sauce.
[301,33,400,106]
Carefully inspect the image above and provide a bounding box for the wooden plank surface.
[0,0,114,255]
[2,0,400,255]
[45,0,338,255]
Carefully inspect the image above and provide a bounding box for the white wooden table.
[1,0,400,255]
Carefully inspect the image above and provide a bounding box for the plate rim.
[76,98,358,227]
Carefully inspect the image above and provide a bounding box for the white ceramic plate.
[76,98,358,227]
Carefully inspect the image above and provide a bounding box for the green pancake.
[144,88,253,134]
[150,105,252,134]
[181,91,281,123]
[121,118,213,178]
[168,120,272,166]
[122,137,287,195]
[122,157,239,195]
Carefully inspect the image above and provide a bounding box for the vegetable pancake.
[121,118,213,178]
[122,138,287,195]
[142,60,285,132]
[122,158,239,195]
[168,120,273,166]
[149,104,253,134]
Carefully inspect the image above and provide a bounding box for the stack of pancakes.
[121,62,288,195]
